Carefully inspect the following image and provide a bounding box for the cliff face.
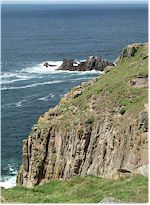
[17,43,148,187]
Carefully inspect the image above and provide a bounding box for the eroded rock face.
[114,42,148,64]
[58,56,114,71]
[17,105,148,187]
[58,59,75,71]
[129,77,148,88]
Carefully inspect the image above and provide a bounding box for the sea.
[1,3,148,188]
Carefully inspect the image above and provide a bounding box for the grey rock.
[99,197,121,203]
[133,164,148,177]
[114,44,137,64]
[58,56,114,71]
[139,108,148,131]
[58,59,74,71]
[73,90,83,98]
[43,62,49,67]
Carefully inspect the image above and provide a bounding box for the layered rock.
[17,107,148,187]
[58,56,114,71]
[17,43,148,187]
[114,42,148,64]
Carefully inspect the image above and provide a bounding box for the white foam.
[1,60,102,90]
[1,72,31,80]
[3,101,22,108]
[21,61,63,74]
[38,93,55,102]
[0,72,18,79]
[19,60,102,75]
[2,80,65,91]
[1,60,102,86]
[38,96,49,102]
[0,176,16,189]
[1,164,17,189]
[56,69,102,75]
[1,72,37,85]
[15,101,22,107]
[1,60,63,85]
[2,94,38,108]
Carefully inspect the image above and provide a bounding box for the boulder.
[99,196,121,203]
[133,164,148,177]
[138,105,148,131]
[73,90,82,98]
[85,56,114,71]
[129,77,148,88]
[77,61,87,71]
[58,59,74,71]
[43,62,49,67]
[104,169,132,180]
[115,45,137,64]
[141,52,148,60]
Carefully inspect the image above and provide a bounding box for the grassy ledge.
[1,176,148,203]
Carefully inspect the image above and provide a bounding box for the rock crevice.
[17,111,148,187]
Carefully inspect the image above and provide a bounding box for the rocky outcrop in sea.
[58,56,114,71]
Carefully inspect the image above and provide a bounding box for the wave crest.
[20,61,63,74]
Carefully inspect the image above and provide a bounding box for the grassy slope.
[1,44,148,203]
[1,176,148,203]
[42,43,148,130]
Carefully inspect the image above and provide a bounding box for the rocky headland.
[17,43,148,188]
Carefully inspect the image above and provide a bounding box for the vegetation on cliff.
[1,42,148,203]
[37,43,148,132]
[1,176,148,203]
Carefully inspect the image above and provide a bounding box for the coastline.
[1,60,103,189]
[17,43,148,187]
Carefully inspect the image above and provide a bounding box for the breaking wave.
[0,165,17,189]
[1,80,66,91]
[20,61,63,74]
[1,60,101,86]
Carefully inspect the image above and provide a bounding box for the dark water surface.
[1,3,148,187]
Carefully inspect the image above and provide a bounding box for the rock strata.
[17,104,148,187]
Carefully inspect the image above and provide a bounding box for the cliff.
[17,43,148,188]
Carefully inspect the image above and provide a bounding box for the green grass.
[1,176,148,203]
[36,43,148,131]
[51,44,148,129]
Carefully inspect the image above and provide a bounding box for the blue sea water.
[1,3,148,188]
